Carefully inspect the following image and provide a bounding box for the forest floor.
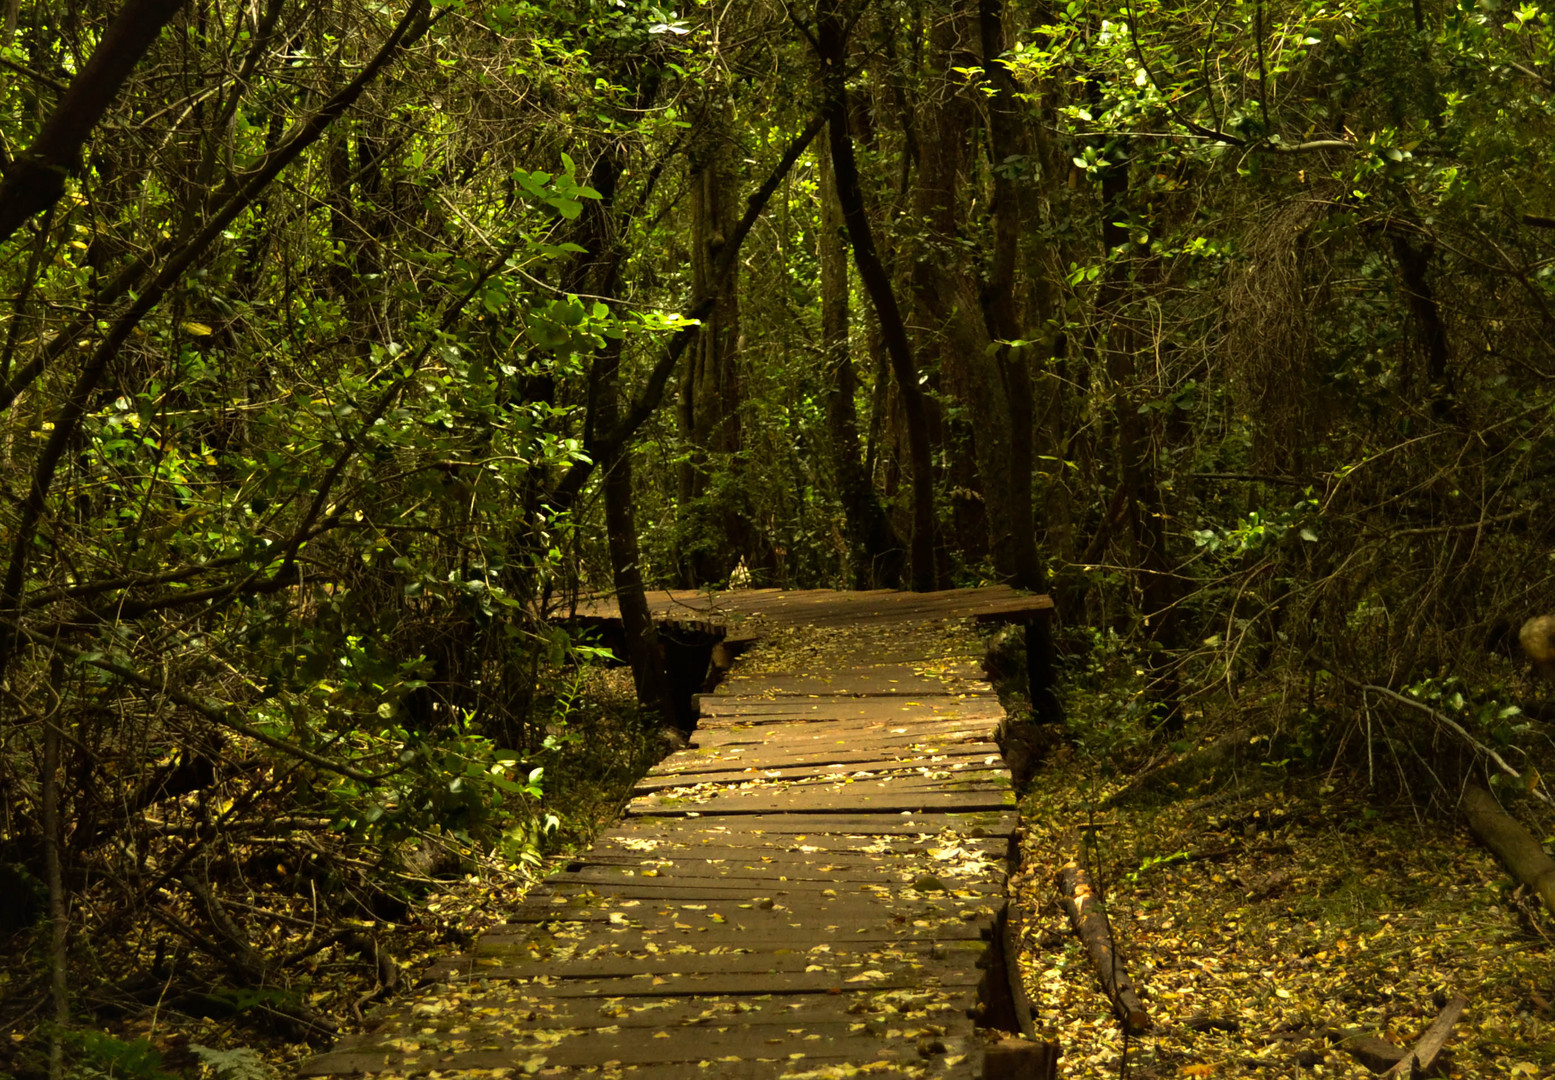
[1011,731,1555,1078]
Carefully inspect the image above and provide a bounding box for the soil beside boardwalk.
[301,604,1031,1079]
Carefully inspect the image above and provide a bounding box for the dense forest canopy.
[3,0,1555,1070]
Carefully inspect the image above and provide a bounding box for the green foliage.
[1056,628,1166,763]
[57,1031,175,1080]
[1126,850,1190,883]
[189,1045,275,1080]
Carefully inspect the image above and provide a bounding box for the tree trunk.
[677,94,743,584]
[819,136,899,588]
[595,334,674,723]
[1390,227,1455,421]
[817,0,937,592]
[569,131,674,722]
[977,0,1041,592]
[1462,782,1555,917]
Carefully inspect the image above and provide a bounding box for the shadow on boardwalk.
[303,589,1046,1079]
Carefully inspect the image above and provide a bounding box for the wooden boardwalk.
[568,584,1052,642]
[303,590,1042,1079]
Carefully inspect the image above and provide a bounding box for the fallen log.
[1056,859,1150,1033]
[1461,783,1555,918]
[1336,1032,1412,1073]
[1383,993,1466,1078]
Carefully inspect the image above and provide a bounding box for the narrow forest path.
[301,592,1045,1079]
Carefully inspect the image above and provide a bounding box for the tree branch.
[0,0,190,245]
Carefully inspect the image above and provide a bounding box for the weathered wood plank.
[418,963,985,996]
[346,986,978,1032]
[636,753,1004,790]
[305,1031,984,1078]
[590,809,1019,837]
[563,849,1007,884]
[629,787,1016,816]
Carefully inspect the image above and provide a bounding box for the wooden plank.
[484,893,1003,935]
[481,911,993,944]
[568,585,1049,629]
[666,739,1002,766]
[337,986,980,1034]
[557,852,1007,883]
[541,877,1007,903]
[679,729,1000,755]
[305,1030,984,1078]
[582,829,1011,855]
[453,940,988,981]
[629,787,1016,817]
[590,809,1019,837]
[634,763,1001,792]
[305,1029,969,1072]
[420,962,985,995]
[668,721,1002,745]
[576,844,1010,872]
[337,1026,977,1066]
[687,708,1001,732]
[708,674,993,697]
[697,696,1002,716]
[646,771,1015,793]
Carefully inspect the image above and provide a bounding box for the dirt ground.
[1013,753,1555,1077]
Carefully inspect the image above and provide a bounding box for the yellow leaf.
[182,321,213,336]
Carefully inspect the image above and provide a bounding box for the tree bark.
[596,335,674,723]
[817,0,938,591]
[1057,859,1151,1033]
[0,0,189,245]
[1383,993,1466,1079]
[977,0,1041,592]
[1462,782,1555,917]
[819,135,900,588]
[677,94,743,583]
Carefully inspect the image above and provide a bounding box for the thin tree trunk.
[568,133,673,722]
[819,136,899,588]
[595,336,674,722]
[43,691,68,1080]
[817,0,937,591]
[977,0,1041,591]
[1391,228,1455,420]
[678,95,743,583]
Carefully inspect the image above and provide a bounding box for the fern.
[189,1046,274,1080]
[59,1030,175,1080]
